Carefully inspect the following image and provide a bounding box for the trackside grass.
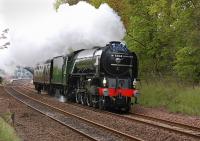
[139,82,200,116]
[0,116,20,141]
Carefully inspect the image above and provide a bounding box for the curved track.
[72,103,200,139]
[5,86,143,141]
[21,86,200,139]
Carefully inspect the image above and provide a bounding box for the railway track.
[77,101,200,139]
[122,114,200,139]
[20,86,200,139]
[72,103,200,139]
[4,86,143,141]
[133,113,200,132]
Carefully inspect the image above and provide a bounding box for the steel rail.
[22,86,200,139]
[4,87,99,141]
[120,114,200,139]
[6,86,144,141]
[71,102,200,139]
[132,113,200,132]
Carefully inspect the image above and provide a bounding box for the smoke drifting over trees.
[0,0,125,74]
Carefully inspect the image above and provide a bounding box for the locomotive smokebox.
[100,41,136,77]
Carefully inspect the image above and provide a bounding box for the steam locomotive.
[33,41,139,111]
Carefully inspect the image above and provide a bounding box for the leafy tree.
[125,0,199,83]
[54,0,88,9]
[174,47,200,84]
[173,0,200,83]
[125,0,176,76]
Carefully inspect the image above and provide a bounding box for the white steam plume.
[0,1,126,75]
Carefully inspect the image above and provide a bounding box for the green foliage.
[54,0,88,9]
[126,0,177,75]
[54,0,66,9]
[174,47,200,83]
[0,117,21,141]
[140,81,200,116]
[125,0,200,83]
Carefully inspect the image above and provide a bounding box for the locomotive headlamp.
[103,77,107,87]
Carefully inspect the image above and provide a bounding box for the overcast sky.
[0,0,55,73]
[0,0,54,28]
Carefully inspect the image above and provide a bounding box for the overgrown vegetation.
[139,80,200,116]
[0,116,20,141]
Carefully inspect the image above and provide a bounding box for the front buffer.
[98,87,139,111]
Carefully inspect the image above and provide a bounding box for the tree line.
[54,0,200,84]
